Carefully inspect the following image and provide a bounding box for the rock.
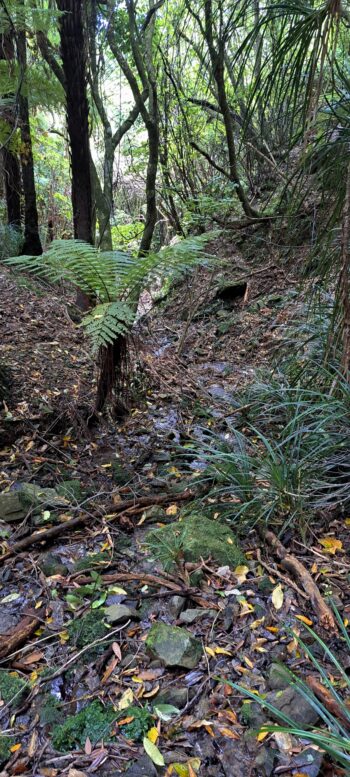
[254,746,275,776]
[169,595,186,618]
[179,608,213,624]
[0,492,26,523]
[104,604,140,624]
[124,756,157,777]
[268,663,290,691]
[220,740,256,777]
[18,483,69,512]
[155,686,188,708]
[292,746,323,777]
[146,622,202,668]
[39,553,69,577]
[266,684,319,726]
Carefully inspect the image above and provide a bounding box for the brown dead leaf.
[84,737,92,755]
[22,651,44,666]
[112,642,122,660]
[68,770,88,777]
[27,730,38,758]
[102,656,120,684]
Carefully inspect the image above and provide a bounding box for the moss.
[56,479,82,502]
[67,610,109,655]
[40,694,64,726]
[146,513,243,570]
[0,671,27,708]
[51,700,117,752]
[116,706,153,741]
[74,551,112,572]
[0,736,12,765]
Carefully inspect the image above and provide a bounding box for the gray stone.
[19,483,69,512]
[268,662,290,691]
[179,607,214,624]
[39,553,69,577]
[155,686,188,708]
[146,622,202,669]
[0,492,26,523]
[220,740,256,777]
[124,755,157,777]
[266,684,319,726]
[104,604,140,624]
[292,747,323,777]
[254,746,275,776]
[169,595,186,618]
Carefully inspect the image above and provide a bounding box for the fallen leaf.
[166,504,178,516]
[257,730,269,742]
[84,737,92,755]
[112,642,122,660]
[28,730,38,758]
[147,727,159,744]
[143,737,165,766]
[68,770,88,777]
[295,614,313,626]
[205,647,215,658]
[273,731,293,751]
[10,744,22,753]
[218,727,240,739]
[102,656,120,684]
[118,687,134,710]
[234,565,249,583]
[272,584,284,610]
[319,537,343,555]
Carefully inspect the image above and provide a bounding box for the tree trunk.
[57,0,92,243]
[17,1,42,256]
[0,32,21,230]
[56,0,93,309]
[204,0,259,219]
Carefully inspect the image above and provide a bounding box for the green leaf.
[153,704,180,721]
[143,736,165,766]
[92,592,107,608]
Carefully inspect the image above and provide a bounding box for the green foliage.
[67,610,109,652]
[232,605,350,770]
[0,671,27,707]
[116,706,153,740]
[0,737,12,766]
[5,234,214,353]
[0,225,23,261]
[51,699,117,752]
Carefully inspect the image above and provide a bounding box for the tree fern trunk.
[0,32,21,231]
[95,336,128,415]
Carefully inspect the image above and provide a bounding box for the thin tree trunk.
[17,1,42,256]
[204,0,259,219]
[56,0,93,309]
[0,32,21,230]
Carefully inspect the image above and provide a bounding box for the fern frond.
[82,302,135,352]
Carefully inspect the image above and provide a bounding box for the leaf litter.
[0,249,349,777]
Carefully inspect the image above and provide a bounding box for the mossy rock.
[146,622,202,668]
[51,700,117,752]
[18,483,68,512]
[146,513,243,569]
[112,460,131,485]
[0,671,27,708]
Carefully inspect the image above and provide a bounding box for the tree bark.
[0,32,21,229]
[56,0,93,247]
[17,0,42,256]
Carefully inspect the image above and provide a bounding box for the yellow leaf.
[166,505,178,516]
[272,584,284,610]
[30,670,38,684]
[10,743,21,753]
[295,614,313,626]
[345,518,350,527]
[319,537,343,555]
[35,600,43,609]
[59,630,69,643]
[234,565,249,583]
[118,688,134,710]
[266,626,278,634]
[132,676,144,684]
[226,537,233,545]
[147,727,159,744]
[250,617,265,630]
[218,727,240,739]
[215,647,232,656]
[257,731,269,742]
[205,647,216,658]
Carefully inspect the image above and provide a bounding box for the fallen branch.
[306,675,350,726]
[0,490,194,562]
[261,529,336,631]
[0,609,44,660]
[256,549,308,600]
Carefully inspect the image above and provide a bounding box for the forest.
[0,0,350,775]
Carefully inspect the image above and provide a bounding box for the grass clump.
[0,671,27,708]
[146,513,243,571]
[52,700,116,751]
